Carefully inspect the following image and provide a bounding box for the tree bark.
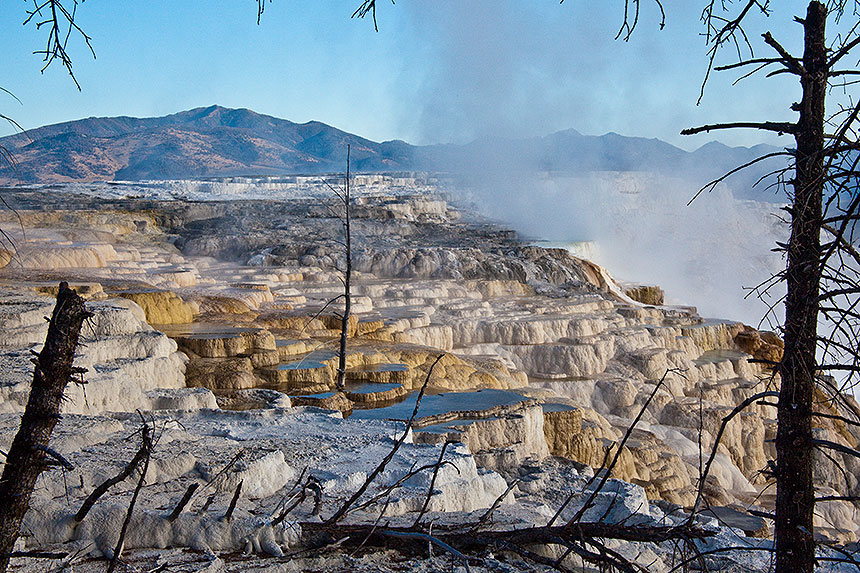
[775,3,827,572]
[0,283,90,572]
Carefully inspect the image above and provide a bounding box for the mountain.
[0,106,417,182]
[0,105,786,200]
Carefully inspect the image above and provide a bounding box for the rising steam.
[459,169,787,327]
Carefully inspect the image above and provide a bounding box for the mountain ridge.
[0,105,785,200]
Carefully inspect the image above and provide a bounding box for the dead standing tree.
[0,283,91,573]
[316,145,353,391]
[336,145,352,391]
[679,2,860,572]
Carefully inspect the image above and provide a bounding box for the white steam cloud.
[461,170,787,326]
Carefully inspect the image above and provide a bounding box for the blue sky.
[0,1,812,149]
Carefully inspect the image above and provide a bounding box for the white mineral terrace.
[0,181,857,571]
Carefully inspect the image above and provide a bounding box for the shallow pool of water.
[350,363,409,373]
[345,382,403,394]
[541,403,576,413]
[351,388,527,422]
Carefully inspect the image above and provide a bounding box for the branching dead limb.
[412,440,452,529]
[22,0,95,90]
[567,372,668,526]
[469,477,521,533]
[271,475,322,526]
[681,121,795,136]
[106,421,153,573]
[35,445,73,471]
[684,151,790,205]
[351,0,397,32]
[74,429,154,523]
[271,467,309,526]
[345,459,457,517]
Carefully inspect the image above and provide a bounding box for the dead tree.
[680,2,860,571]
[336,145,352,391]
[0,283,90,573]
[317,145,353,391]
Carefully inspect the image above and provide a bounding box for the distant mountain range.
[0,105,786,200]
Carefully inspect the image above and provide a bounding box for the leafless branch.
[813,438,860,460]
[22,0,95,90]
[698,0,772,103]
[762,31,806,76]
[256,0,271,25]
[681,121,795,136]
[469,478,521,533]
[685,151,789,205]
[107,421,153,573]
[828,33,860,67]
[690,391,780,516]
[412,441,452,528]
[74,426,152,523]
[567,372,668,525]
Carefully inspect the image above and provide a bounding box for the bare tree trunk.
[775,3,826,572]
[336,145,351,391]
[0,282,89,573]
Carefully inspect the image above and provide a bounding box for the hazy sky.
[0,1,812,149]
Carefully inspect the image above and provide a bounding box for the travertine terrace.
[0,175,858,570]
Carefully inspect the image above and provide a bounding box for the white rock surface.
[0,291,187,414]
[0,405,512,558]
